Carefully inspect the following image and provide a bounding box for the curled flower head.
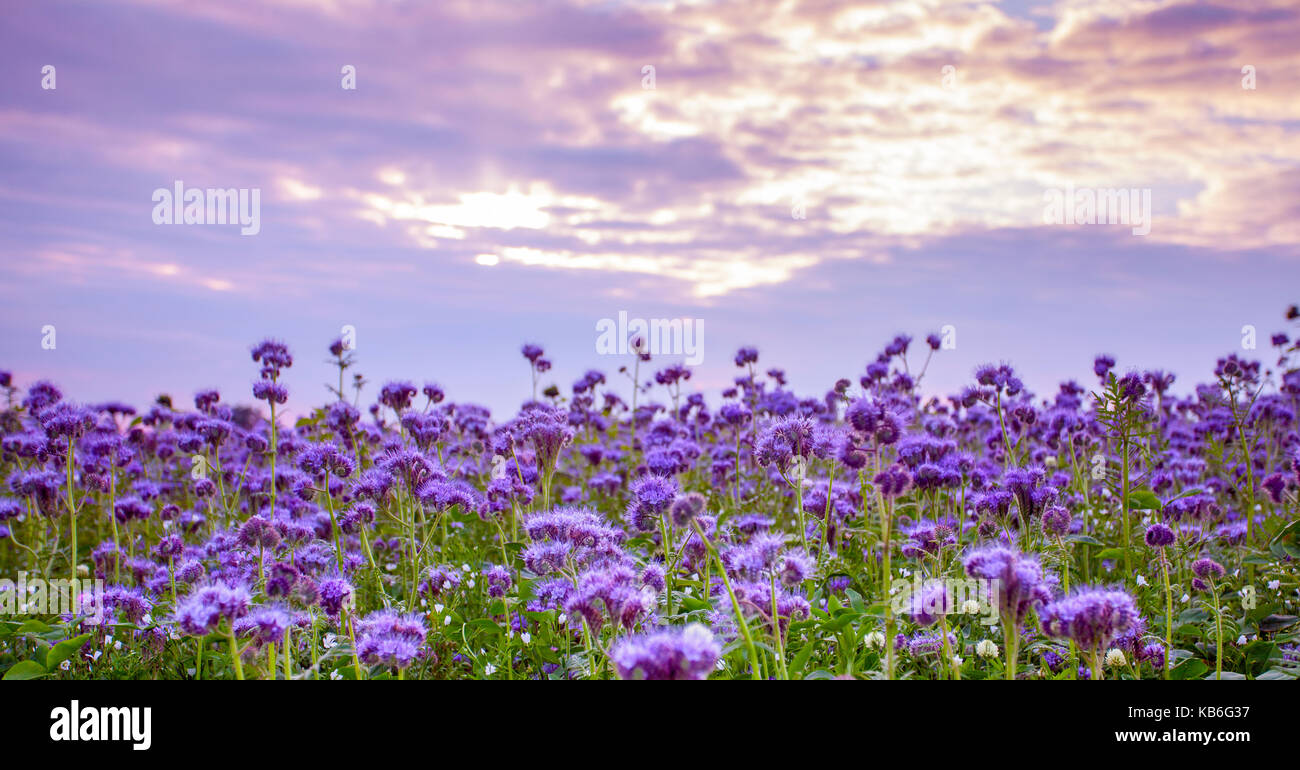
[610,623,721,680]
[1040,587,1140,654]
[1144,523,1175,548]
[1191,557,1225,581]
[962,545,1053,626]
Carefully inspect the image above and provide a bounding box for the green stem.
[227,625,245,681]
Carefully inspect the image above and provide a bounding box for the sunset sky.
[1,0,1298,418]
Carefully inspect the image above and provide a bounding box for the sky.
[1,0,1298,420]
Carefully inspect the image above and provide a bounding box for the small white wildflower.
[485,663,496,676]
[976,639,999,659]
[324,633,339,649]
[142,615,152,625]
[961,599,981,615]
[951,655,963,667]
[330,670,342,680]
[467,579,476,589]
[558,613,567,624]
[434,603,444,614]
[521,632,531,645]
[113,641,122,651]
[1236,635,1246,645]
[1135,575,1148,587]
[864,631,885,650]
[461,563,470,572]
[442,580,452,590]
[1105,649,1127,668]
[92,650,103,661]
[1180,593,1190,603]
[443,615,452,626]
[60,660,71,671]
[1267,580,1280,591]
[385,562,396,572]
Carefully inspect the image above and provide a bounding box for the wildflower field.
[2,309,1299,682]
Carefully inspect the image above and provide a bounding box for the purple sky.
[2,0,1298,419]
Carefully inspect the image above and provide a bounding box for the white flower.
[1135,575,1148,587]
[461,564,470,572]
[558,613,567,625]
[113,641,122,651]
[1180,593,1190,603]
[961,599,982,615]
[1268,580,1280,591]
[330,670,342,680]
[60,660,71,671]
[864,631,885,650]
[467,579,476,589]
[521,632,531,645]
[324,633,339,649]
[1105,649,1127,668]
[434,603,444,614]
[951,655,963,667]
[1236,635,1247,645]
[443,615,452,626]
[976,639,999,659]
[484,663,497,676]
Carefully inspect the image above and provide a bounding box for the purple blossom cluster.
[1,307,1297,681]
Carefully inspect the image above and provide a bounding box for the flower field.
[2,310,1299,681]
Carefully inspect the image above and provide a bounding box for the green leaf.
[1258,615,1298,633]
[1127,490,1161,511]
[1258,669,1296,680]
[1169,658,1207,680]
[678,596,710,613]
[3,660,47,680]
[466,618,502,636]
[789,641,817,675]
[1270,517,1300,545]
[45,634,91,672]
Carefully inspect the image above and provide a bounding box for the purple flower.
[173,581,251,636]
[626,475,678,532]
[962,545,1053,626]
[317,576,354,617]
[1191,557,1225,581]
[611,624,721,680]
[1040,586,1140,654]
[905,580,953,628]
[1144,523,1175,548]
[356,609,427,669]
